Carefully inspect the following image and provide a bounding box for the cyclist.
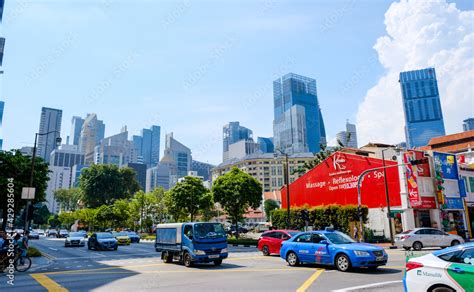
[14,233,28,264]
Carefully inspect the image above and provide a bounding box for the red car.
[257,230,300,256]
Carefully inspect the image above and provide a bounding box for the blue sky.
[1,0,472,165]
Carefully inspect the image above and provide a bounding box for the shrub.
[270,204,368,234]
[27,247,42,257]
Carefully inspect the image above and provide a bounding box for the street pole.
[285,153,290,230]
[382,149,396,248]
[24,133,38,232]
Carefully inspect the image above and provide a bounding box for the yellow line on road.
[296,269,325,292]
[31,274,68,292]
[42,263,166,275]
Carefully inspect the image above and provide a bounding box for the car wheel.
[113,246,118,251]
[286,251,299,267]
[412,241,423,251]
[183,252,193,267]
[163,252,173,263]
[451,240,460,246]
[403,246,411,251]
[429,285,456,292]
[335,254,351,272]
[88,243,92,250]
[213,260,222,266]
[262,245,270,256]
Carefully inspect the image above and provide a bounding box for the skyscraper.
[165,132,192,179]
[257,137,274,153]
[49,144,85,168]
[140,125,161,167]
[336,121,358,148]
[70,116,84,146]
[37,107,62,162]
[463,118,474,132]
[79,113,105,164]
[273,73,326,154]
[223,122,253,161]
[94,127,131,167]
[399,68,446,148]
[0,101,4,150]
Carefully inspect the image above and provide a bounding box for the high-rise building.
[273,73,326,154]
[79,113,105,165]
[223,122,253,161]
[147,151,178,192]
[94,127,131,167]
[125,163,147,191]
[45,166,71,213]
[49,144,85,168]
[0,101,4,150]
[336,121,358,148]
[70,116,84,146]
[257,137,274,153]
[227,138,260,160]
[165,132,191,179]
[138,125,161,167]
[463,118,474,132]
[191,160,214,182]
[399,68,446,148]
[37,107,62,162]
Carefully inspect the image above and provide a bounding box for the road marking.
[296,269,325,292]
[41,263,167,275]
[31,274,68,292]
[48,247,59,251]
[41,251,57,261]
[331,280,402,292]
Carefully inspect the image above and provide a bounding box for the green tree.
[54,188,82,211]
[32,203,51,226]
[48,214,61,229]
[75,208,98,231]
[58,212,76,229]
[264,199,280,221]
[130,188,167,232]
[111,199,132,228]
[95,205,115,230]
[79,164,140,208]
[212,167,262,238]
[0,150,50,231]
[165,177,213,222]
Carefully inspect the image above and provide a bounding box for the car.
[47,229,58,237]
[395,228,464,251]
[404,242,474,292]
[77,230,88,238]
[87,232,118,250]
[37,229,45,237]
[258,230,300,256]
[65,232,86,247]
[226,225,248,235]
[112,231,131,245]
[280,229,388,272]
[58,229,69,238]
[28,231,40,240]
[127,232,140,243]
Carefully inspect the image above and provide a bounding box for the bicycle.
[0,252,32,273]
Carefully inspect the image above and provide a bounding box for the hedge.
[227,238,258,246]
[270,204,368,234]
[27,247,42,257]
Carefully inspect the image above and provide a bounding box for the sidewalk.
[28,256,53,272]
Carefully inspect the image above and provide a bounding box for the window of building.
[469,177,474,193]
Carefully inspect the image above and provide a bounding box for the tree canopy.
[79,164,140,208]
[212,167,262,233]
[165,176,213,222]
[54,188,82,212]
[264,199,280,221]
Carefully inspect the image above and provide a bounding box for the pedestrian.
[353,225,359,240]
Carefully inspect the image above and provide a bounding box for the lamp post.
[381,147,399,249]
[24,131,62,232]
[274,149,290,229]
[357,162,406,242]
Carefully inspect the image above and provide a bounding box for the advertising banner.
[418,197,437,209]
[444,197,464,210]
[433,152,459,180]
[403,152,421,207]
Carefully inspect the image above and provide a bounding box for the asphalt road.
[0,237,408,291]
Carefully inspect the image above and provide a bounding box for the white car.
[395,228,464,250]
[404,242,474,292]
[65,232,87,247]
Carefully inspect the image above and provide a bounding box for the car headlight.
[221,248,228,254]
[194,250,206,255]
[354,250,370,257]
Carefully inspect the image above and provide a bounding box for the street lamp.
[274,148,290,229]
[24,131,62,232]
[381,146,401,249]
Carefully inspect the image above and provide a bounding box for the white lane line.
[332,280,403,292]
[48,247,59,251]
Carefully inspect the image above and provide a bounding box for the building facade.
[133,125,161,168]
[399,68,446,148]
[257,137,274,153]
[165,132,191,179]
[79,113,105,165]
[0,100,4,150]
[125,163,147,191]
[223,122,253,161]
[94,128,131,167]
[45,166,72,213]
[191,160,214,182]
[463,118,474,132]
[227,138,260,161]
[37,107,63,162]
[49,144,85,168]
[273,73,326,154]
[212,152,315,193]
[146,151,178,192]
[70,116,84,146]
[336,121,358,148]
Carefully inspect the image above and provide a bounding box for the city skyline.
[1,0,473,165]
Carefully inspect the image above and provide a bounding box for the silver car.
[395,228,464,251]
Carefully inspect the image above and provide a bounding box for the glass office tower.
[399,68,446,148]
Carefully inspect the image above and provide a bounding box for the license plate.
[376,256,384,261]
[208,255,219,259]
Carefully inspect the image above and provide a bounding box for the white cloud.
[356,0,474,146]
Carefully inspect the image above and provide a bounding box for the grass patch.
[140,234,155,240]
[27,247,42,257]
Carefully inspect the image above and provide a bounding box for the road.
[0,237,407,291]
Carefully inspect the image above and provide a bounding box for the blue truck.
[155,222,228,267]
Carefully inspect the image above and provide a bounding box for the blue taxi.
[280,229,388,272]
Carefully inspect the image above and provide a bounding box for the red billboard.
[281,152,401,209]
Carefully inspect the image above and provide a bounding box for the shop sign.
[418,197,437,209]
[404,152,421,207]
[433,152,459,180]
[443,197,464,210]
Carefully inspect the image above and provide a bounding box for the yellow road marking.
[296,269,325,292]
[30,274,68,292]
[41,263,166,275]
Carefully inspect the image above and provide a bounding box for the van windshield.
[194,223,226,239]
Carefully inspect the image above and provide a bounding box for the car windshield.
[128,232,137,236]
[194,223,226,239]
[324,231,356,244]
[115,232,128,236]
[97,233,113,239]
[68,232,83,237]
[60,230,68,233]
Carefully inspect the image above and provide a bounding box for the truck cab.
[155,222,228,267]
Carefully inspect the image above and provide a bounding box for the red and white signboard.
[403,152,421,207]
[281,152,401,209]
[418,197,437,209]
